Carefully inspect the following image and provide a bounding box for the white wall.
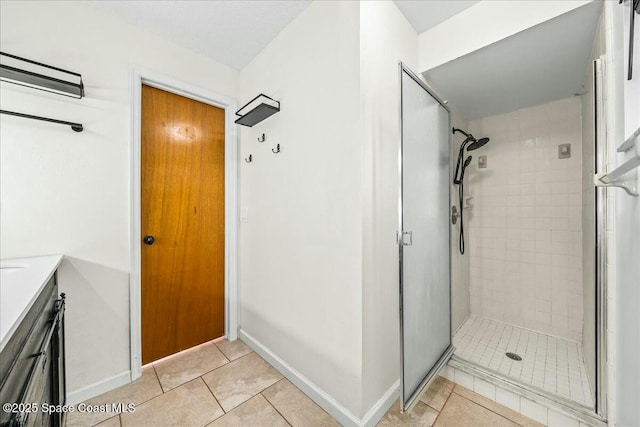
[238,0,364,419]
[359,1,417,416]
[467,98,584,342]
[580,10,606,406]
[0,1,238,397]
[417,0,593,73]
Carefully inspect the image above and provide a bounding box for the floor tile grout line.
[260,391,294,427]
[87,365,166,422]
[452,388,527,426]
[429,385,452,426]
[219,352,232,365]
[121,369,224,416]
[154,350,256,394]
[262,377,286,394]
[151,363,163,394]
[221,349,255,364]
[264,378,338,423]
[424,402,441,414]
[199,376,227,420]
[197,350,256,380]
[89,414,121,427]
[83,347,330,427]
[212,339,252,363]
[210,340,234,364]
[155,344,232,379]
[202,371,282,420]
[421,384,452,415]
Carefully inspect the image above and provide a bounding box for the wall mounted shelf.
[235,94,280,127]
[0,52,85,132]
[595,148,640,197]
[617,127,640,152]
[0,52,84,99]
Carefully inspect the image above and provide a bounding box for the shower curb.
[446,356,606,427]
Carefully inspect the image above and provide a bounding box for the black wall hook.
[258,133,266,143]
[272,144,280,154]
[245,154,253,163]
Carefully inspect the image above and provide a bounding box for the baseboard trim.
[67,370,131,405]
[360,379,400,427]
[240,329,387,427]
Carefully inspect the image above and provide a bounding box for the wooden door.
[141,85,225,364]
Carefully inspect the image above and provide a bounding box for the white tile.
[495,387,520,412]
[454,369,475,390]
[548,410,580,427]
[520,397,548,425]
[453,316,594,408]
[439,365,454,382]
[473,378,496,400]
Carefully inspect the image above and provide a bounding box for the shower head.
[453,128,488,185]
[454,128,489,151]
[467,137,490,151]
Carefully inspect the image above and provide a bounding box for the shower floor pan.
[453,315,594,409]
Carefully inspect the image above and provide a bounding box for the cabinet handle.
[16,299,65,424]
[31,299,64,360]
[14,352,47,425]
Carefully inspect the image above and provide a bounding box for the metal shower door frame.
[398,62,455,412]
[594,55,608,420]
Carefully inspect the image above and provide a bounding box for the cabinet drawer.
[0,274,57,426]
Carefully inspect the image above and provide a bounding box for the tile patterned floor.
[453,315,594,408]
[66,338,541,427]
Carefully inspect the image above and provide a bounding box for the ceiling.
[394,0,480,34]
[91,1,311,70]
[422,1,603,120]
[91,1,482,71]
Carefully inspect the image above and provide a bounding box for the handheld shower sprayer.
[460,155,472,182]
[452,128,490,254]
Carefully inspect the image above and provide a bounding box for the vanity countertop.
[0,254,63,352]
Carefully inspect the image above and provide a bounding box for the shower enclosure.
[399,2,609,424]
[446,87,605,418]
[398,63,453,411]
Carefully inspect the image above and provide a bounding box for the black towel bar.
[0,110,83,132]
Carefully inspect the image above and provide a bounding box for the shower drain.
[506,352,522,361]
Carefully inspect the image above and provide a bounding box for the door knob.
[143,235,155,245]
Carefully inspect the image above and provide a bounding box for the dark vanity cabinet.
[0,273,66,427]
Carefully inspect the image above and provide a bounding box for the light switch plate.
[240,208,248,222]
[558,144,571,159]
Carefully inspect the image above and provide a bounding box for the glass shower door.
[399,63,454,411]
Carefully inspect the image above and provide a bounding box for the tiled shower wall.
[466,97,583,341]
